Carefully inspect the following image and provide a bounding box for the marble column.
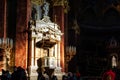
[57,42,61,67]
[31,38,35,66]
[15,0,31,68]
[3,0,6,39]
[36,5,42,20]
[54,44,57,68]
[29,37,38,80]
[53,5,65,72]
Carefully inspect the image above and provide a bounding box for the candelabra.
[65,46,76,72]
[0,38,13,49]
[0,38,13,70]
[66,46,76,60]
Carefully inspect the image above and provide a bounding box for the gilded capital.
[64,0,70,13]
[31,0,44,5]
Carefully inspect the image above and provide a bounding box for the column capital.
[31,0,44,5]
[52,0,70,13]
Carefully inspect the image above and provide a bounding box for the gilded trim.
[31,0,44,5]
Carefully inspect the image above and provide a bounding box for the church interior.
[68,0,120,77]
[0,0,120,80]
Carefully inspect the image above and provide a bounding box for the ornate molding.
[52,0,70,13]
[30,16,63,42]
[52,0,64,6]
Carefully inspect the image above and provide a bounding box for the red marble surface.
[15,0,31,69]
[0,0,31,70]
[53,6,65,72]
[0,0,5,37]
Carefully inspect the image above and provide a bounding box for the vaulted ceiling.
[68,0,120,51]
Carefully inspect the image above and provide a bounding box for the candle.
[10,39,13,48]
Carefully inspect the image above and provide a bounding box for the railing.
[42,56,56,69]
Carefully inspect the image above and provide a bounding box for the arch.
[103,7,120,26]
[108,37,118,48]
[110,53,118,68]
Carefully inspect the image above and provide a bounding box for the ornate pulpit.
[29,15,63,80]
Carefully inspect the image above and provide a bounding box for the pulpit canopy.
[36,39,57,48]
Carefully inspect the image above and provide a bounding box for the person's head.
[2,69,5,74]
[13,66,17,71]
[44,71,47,74]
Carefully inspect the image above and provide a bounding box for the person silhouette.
[102,69,116,80]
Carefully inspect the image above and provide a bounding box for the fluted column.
[54,44,57,67]
[31,38,35,66]
[57,42,61,67]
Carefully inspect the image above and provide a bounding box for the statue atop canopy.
[43,1,50,17]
